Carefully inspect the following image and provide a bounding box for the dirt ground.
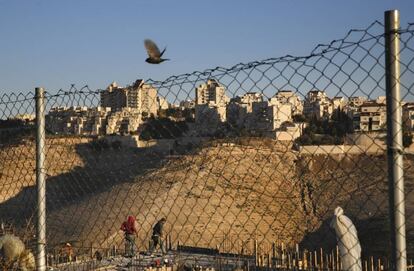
[0,137,413,259]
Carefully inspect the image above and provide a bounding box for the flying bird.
[330,206,362,271]
[144,39,169,64]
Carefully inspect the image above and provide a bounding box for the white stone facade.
[403,103,414,132]
[100,80,158,117]
[195,79,229,133]
[274,90,303,116]
[246,100,292,133]
[357,102,387,131]
[46,106,142,135]
[303,90,333,120]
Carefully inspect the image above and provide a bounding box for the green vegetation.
[403,126,413,148]
[295,110,353,145]
[139,117,188,140]
[0,119,35,147]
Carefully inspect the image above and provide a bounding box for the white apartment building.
[179,100,195,109]
[194,79,229,134]
[345,96,368,126]
[357,102,387,131]
[106,108,141,135]
[195,79,228,106]
[274,90,303,115]
[47,106,143,136]
[303,90,333,120]
[332,96,346,111]
[227,92,263,129]
[158,96,169,110]
[100,80,158,117]
[403,102,414,131]
[246,99,292,134]
[348,96,368,107]
[376,96,387,104]
[46,106,111,135]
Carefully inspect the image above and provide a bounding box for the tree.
[293,114,307,122]
[403,125,413,148]
[295,110,352,146]
[139,118,188,140]
[403,133,413,148]
[298,134,313,145]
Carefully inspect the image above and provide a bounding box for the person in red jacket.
[120,215,139,257]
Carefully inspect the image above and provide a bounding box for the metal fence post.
[35,87,47,271]
[384,10,407,271]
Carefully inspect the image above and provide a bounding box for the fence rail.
[1,10,414,271]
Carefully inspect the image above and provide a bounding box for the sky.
[0,0,413,95]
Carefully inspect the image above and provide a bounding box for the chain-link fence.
[1,11,414,271]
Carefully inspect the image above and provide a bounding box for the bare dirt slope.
[0,138,413,258]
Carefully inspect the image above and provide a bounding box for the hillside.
[0,137,413,258]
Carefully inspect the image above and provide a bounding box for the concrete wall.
[345,132,386,145]
[299,144,385,155]
[104,135,209,153]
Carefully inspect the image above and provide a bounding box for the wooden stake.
[254,240,258,267]
[303,250,308,270]
[336,246,340,271]
[288,253,292,269]
[320,247,324,270]
[267,253,271,270]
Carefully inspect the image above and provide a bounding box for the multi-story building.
[106,108,141,135]
[158,96,169,110]
[227,92,263,129]
[376,96,387,104]
[100,82,126,111]
[194,79,229,134]
[348,96,368,107]
[235,92,263,104]
[195,104,226,132]
[179,100,195,109]
[274,90,303,115]
[195,79,228,106]
[139,82,158,117]
[332,96,346,111]
[100,80,158,117]
[227,101,249,129]
[357,102,387,131]
[46,106,142,136]
[11,114,36,122]
[403,102,414,131]
[46,106,111,135]
[303,90,333,120]
[246,99,292,134]
[346,96,368,126]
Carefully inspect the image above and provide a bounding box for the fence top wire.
[0,20,413,104]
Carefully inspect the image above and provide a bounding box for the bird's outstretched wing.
[144,39,161,58]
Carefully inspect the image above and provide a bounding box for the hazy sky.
[1,0,413,94]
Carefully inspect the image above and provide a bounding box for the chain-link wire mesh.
[1,18,414,271]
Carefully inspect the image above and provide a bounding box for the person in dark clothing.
[149,218,166,255]
[120,215,139,257]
